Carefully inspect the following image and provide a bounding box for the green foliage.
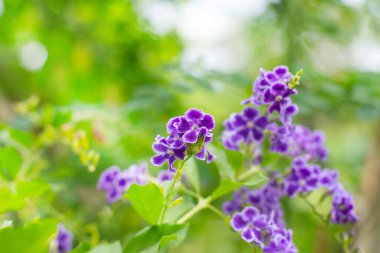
[0,219,58,253]
[0,146,22,180]
[210,173,268,201]
[88,241,122,253]
[123,224,188,253]
[125,183,164,225]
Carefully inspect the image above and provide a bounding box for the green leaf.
[88,241,122,253]
[184,158,200,193]
[0,147,22,180]
[0,219,57,253]
[0,187,25,214]
[207,145,235,179]
[125,183,164,225]
[123,224,188,253]
[17,179,51,197]
[210,179,244,201]
[210,173,267,201]
[70,242,91,253]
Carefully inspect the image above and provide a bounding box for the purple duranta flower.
[268,124,328,163]
[242,66,299,124]
[222,107,269,151]
[284,158,320,197]
[331,184,358,225]
[152,108,215,171]
[97,163,148,204]
[50,224,73,253]
[231,207,297,252]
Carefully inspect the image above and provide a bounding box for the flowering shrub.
[0,66,359,253]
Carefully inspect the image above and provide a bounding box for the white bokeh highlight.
[19,41,48,72]
[0,0,4,17]
[139,0,268,72]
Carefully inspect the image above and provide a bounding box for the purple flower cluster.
[152,108,215,172]
[331,184,358,224]
[222,107,269,151]
[50,224,73,253]
[284,158,321,197]
[97,163,148,203]
[231,207,297,253]
[222,66,358,250]
[242,66,298,123]
[269,124,328,162]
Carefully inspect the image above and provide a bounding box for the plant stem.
[237,166,260,181]
[206,203,227,220]
[159,157,189,224]
[177,197,210,224]
[299,194,328,225]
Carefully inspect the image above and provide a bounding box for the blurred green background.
[1,0,380,252]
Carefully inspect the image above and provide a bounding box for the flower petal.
[151,154,167,166]
[183,130,198,143]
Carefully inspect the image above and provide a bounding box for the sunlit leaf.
[125,183,164,225]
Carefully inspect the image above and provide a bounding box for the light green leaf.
[17,179,51,197]
[207,145,235,179]
[70,242,91,253]
[88,241,122,253]
[0,147,22,180]
[125,183,164,225]
[0,187,25,214]
[183,158,200,193]
[123,224,188,253]
[0,219,57,253]
[210,173,267,201]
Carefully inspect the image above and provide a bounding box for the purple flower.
[247,181,285,227]
[97,163,148,204]
[222,187,249,215]
[50,224,73,253]
[268,124,328,163]
[319,169,339,192]
[152,108,215,171]
[157,170,174,183]
[222,107,269,151]
[287,125,328,162]
[242,66,298,123]
[331,185,358,225]
[268,123,289,154]
[284,159,320,197]
[151,135,187,172]
[231,207,297,252]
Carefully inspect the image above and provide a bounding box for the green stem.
[206,203,227,220]
[159,157,190,224]
[237,166,260,181]
[299,194,328,226]
[177,197,210,224]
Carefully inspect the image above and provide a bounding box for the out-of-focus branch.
[358,122,380,253]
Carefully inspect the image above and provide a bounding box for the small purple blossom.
[152,108,215,171]
[242,66,298,123]
[331,185,358,225]
[50,224,73,253]
[157,170,174,183]
[284,159,320,197]
[222,107,269,151]
[268,124,328,162]
[222,187,249,215]
[319,169,339,192]
[97,163,148,204]
[231,207,297,252]
[247,181,285,227]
